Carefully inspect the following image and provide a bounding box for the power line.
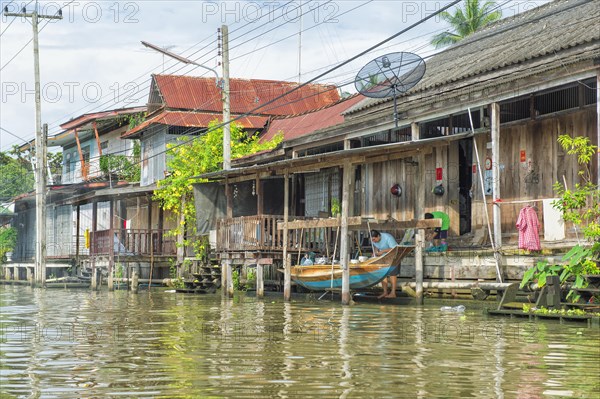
[106,0,464,178]
[45,1,366,138]
[42,1,300,134]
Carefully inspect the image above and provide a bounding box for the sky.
[0,0,549,152]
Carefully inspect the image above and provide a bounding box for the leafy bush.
[520,135,600,302]
[0,226,17,263]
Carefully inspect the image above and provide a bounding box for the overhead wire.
[42,0,302,135]
[105,0,464,179]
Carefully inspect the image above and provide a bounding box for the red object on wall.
[520,150,526,162]
[436,167,443,181]
[472,164,477,174]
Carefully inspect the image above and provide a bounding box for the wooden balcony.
[90,229,177,256]
[216,215,337,254]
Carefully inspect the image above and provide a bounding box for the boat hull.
[288,246,414,291]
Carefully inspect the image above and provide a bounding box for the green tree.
[431,0,502,48]
[0,152,34,200]
[152,120,282,254]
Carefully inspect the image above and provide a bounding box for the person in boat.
[424,211,449,252]
[370,229,399,298]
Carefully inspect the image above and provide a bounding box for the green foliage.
[245,268,256,290]
[168,258,185,289]
[431,0,502,48]
[153,119,283,244]
[0,152,34,200]
[552,135,599,240]
[126,112,147,130]
[48,152,63,182]
[99,151,140,182]
[232,269,241,291]
[115,263,124,279]
[0,226,17,264]
[521,135,599,302]
[330,197,341,217]
[523,305,590,317]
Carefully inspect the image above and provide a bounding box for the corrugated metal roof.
[260,94,365,142]
[153,74,340,115]
[59,106,146,130]
[347,0,600,114]
[122,111,268,138]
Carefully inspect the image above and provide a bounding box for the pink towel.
[516,206,541,251]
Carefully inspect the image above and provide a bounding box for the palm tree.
[431,0,502,48]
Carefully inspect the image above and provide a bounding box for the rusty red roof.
[60,106,146,130]
[122,111,268,138]
[260,94,365,142]
[153,74,340,115]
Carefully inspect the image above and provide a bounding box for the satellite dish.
[355,52,426,127]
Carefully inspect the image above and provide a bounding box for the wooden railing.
[216,215,337,254]
[90,229,177,256]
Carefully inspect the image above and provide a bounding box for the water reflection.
[1,286,599,398]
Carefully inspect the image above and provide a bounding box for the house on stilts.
[194,0,599,300]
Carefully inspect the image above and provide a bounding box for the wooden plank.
[277,217,441,230]
[283,172,291,301]
[73,128,87,179]
[93,121,103,157]
[340,161,352,305]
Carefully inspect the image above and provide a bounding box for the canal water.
[1,286,599,398]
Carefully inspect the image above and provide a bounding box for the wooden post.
[283,171,291,301]
[75,204,80,271]
[176,198,184,276]
[226,260,234,297]
[597,70,600,187]
[415,229,425,305]
[256,260,264,298]
[225,179,233,218]
[256,176,263,216]
[132,270,139,293]
[340,161,352,305]
[93,121,103,157]
[221,259,228,294]
[413,120,425,220]
[73,128,87,180]
[148,196,155,285]
[108,200,115,291]
[491,102,502,249]
[91,201,98,291]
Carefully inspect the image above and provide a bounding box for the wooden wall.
[363,158,417,222]
[491,108,597,234]
[361,107,597,243]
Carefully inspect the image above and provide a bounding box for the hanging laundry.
[516,206,541,251]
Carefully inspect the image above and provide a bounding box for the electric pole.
[4,3,62,286]
[221,24,231,170]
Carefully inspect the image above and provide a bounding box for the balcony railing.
[90,229,177,256]
[216,215,336,254]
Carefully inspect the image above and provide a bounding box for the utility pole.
[221,24,231,170]
[4,3,62,287]
[298,0,303,83]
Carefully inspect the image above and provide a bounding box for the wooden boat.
[285,246,414,291]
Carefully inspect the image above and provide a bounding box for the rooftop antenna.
[355,52,426,127]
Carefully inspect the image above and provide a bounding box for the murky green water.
[1,286,599,398]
